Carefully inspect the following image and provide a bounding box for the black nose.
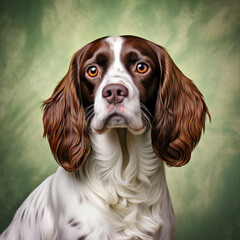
[102,84,129,104]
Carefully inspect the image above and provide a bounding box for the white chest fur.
[52,129,175,240]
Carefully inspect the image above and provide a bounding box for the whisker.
[140,103,153,119]
[84,104,94,114]
[141,110,152,130]
[84,105,94,121]
[85,109,94,119]
[86,111,95,122]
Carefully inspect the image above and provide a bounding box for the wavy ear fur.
[42,49,91,172]
[151,45,210,167]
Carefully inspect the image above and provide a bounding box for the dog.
[0,35,210,240]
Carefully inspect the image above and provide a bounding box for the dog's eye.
[136,63,149,74]
[87,66,98,77]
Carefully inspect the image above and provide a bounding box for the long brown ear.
[42,49,91,172]
[151,45,210,167]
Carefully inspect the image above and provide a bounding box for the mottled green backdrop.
[0,0,239,239]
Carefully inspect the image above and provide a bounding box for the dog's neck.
[79,128,165,206]
[88,128,163,183]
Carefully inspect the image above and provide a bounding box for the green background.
[0,0,239,239]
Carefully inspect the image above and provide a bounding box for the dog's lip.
[103,111,128,129]
[106,104,125,113]
[103,104,126,119]
[91,111,126,134]
[105,112,125,122]
[91,106,146,134]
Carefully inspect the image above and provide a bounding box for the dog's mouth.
[102,109,128,128]
[91,102,147,135]
[104,111,128,128]
[92,110,146,135]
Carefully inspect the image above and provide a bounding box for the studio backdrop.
[0,0,239,239]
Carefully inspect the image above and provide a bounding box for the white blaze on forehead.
[105,36,125,74]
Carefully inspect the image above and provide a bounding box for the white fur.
[0,129,175,240]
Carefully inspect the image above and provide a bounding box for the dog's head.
[43,36,210,171]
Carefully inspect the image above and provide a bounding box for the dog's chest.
[54,174,163,240]
[52,130,169,240]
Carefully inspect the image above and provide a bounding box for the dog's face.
[80,36,160,134]
[43,36,210,171]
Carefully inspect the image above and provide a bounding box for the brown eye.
[87,66,98,77]
[136,63,149,73]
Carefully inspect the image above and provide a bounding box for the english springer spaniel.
[0,36,210,240]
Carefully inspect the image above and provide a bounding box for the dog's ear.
[150,44,210,166]
[42,48,91,172]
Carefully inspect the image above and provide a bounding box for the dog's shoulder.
[0,175,54,240]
